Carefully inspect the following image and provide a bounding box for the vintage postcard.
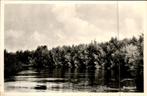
[0,1,147,96]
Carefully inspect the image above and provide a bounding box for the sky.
[4,2,145,52]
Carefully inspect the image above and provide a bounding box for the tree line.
[4,34,143,91]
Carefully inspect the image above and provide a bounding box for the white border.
[0,1,146,96]
[0,0,4,96]
[144,1,147,94]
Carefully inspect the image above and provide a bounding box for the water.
[4,67,136,92]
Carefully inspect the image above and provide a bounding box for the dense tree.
[4,34,144,91]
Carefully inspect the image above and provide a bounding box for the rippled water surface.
[5,67,136,92]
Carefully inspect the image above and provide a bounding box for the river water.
[4,67,136,92]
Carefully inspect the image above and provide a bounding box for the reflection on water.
[5,67,136,92]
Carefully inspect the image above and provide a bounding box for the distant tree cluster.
[4,34,143,91]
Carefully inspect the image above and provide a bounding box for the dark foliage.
[4,34,144,91]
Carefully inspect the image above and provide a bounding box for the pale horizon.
[4,3,145,52]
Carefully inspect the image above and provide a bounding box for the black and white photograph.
[2,1,145,94]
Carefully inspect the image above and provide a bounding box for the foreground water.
[5,67,136,92]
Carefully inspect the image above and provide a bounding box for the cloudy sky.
[4,2,145,52]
